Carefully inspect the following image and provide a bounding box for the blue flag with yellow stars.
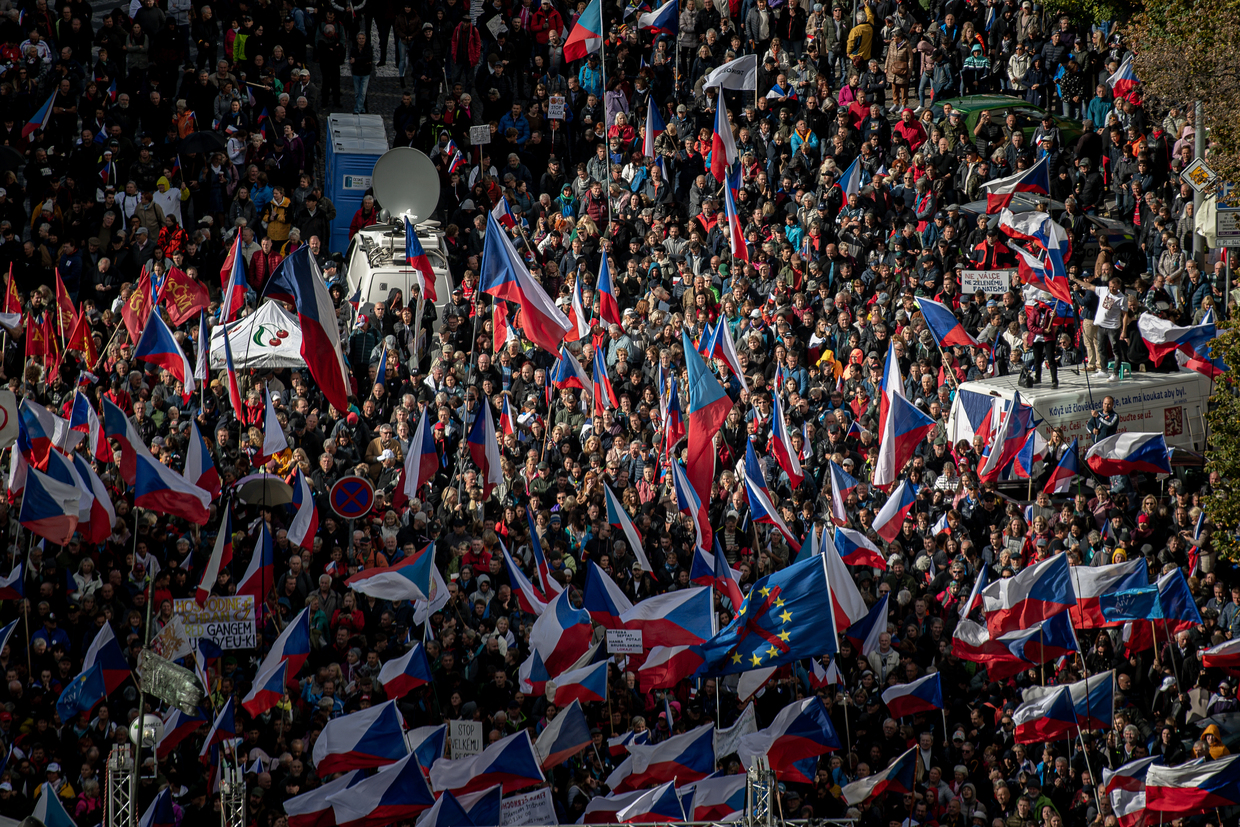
[694,555,838,677]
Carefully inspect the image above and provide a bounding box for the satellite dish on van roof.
[371,147,439,223]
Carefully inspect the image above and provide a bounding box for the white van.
[343,219,453,321]
[948,368,1213,452]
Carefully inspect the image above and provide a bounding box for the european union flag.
[57,662,106,722]
[1100,587,1163,622]
[695,555,837,677]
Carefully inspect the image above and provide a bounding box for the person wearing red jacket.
[349,194,380,239]
[530,0,564,46]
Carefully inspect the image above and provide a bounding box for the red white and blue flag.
[264,248,350,412]
[404,218,438,302]
[22,90,57,139]
[1012,684,1077,744]
[347,543,435,602]
[606,724,714,793]
[533,699,592,768]
[185,420,221,499]
[982,155,1051,213]
[881,672,943,718]
[916,296,980,347]
[637,0,678,35]
[326,752,436,826]
[480,211,571,353]
[872,479,916,543]
[1107,54,1139,101]
[376,642,433,697]
[1085,432,1172,476]
[737,697,839,782]
[642,95,666,158]
[563,0,603,61]
[313,700,410,776]
[1044,437,1081,494]
[982,552,1075,636]
[219,233,249,322]
[842,748,917,805]
[429,730,546,795]
[620,587,713,648]
[550,659,609,706]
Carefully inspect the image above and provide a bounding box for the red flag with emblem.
[53,269,76,344]
[159,267,210,326]
[121,270,154,344]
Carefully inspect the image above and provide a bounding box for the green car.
[930,95,1084,146]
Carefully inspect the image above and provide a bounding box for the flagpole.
[1076,727,1104,816]
[599,36,611,232]
[941,707,949,746]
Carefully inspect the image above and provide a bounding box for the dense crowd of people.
[0,0,1233,826]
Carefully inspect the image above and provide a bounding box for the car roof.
[936,95,1036,112]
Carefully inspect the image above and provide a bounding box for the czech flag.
[838,155,862,197]
[581,560,635,631]
[614,781,684,824]
[843,594,888,657]
[1044,437,1081,494]
[842,747,917,805]
[412,790,474,827]
[1106,54,1139,101]
[1085,432,1172,476]
[1138,311,1225,377]
[978,390,1035,483]
[263,247,351,414]
[723,180,749,263]
[219,233,250,322]
[262,606,312,677]
[288,469,317,551]
[22,90,56,139]
[583,789,661,824]
[684,774,746,821]
[0,566,21,602]
[396,408,439,507]
[637,644,705,693]
[642,96,665,159]
[605,481,653,571]
[527,505,563,595]
[533,699,592,768]
[1103,757,1158,827]
[347,543,435,602]
[873,391,935,490]
[835,526,884,570]
[286,771,363,827]
[982,553,1075,636]
[916,296,980,347]
[1204,637,1240,674]
[1023,671,1114,731]
[241,659,288,717]
[480,211,571,355]
[520,588,595,690]
[829,461,858,526]
[236,521,275,601]
[19,466,80,545]
[550,659,609,706]
[663,376,685,454]
[564,276,591,343]
[881,672,943,718]
[1010,429,1047,479]
[607,730,649,760]
[596,252,622,327]
[466,403,503,500]
[710,538,744,607]
[768,389,802,488]
[494,301,520,353]
[1012,684,1077,744]
[72,453,115,546]
[155,708,206,760]
[197,507,233,605]
[737,697,839,782]
[498,394,516,436]
[408,725,448,774]
[404,218,437,302]
[491,196,517,229]
[621,587,713,648]
[1069,557,1148,628]
[994,610,1078,668]
[710,101,738,182]
[221,323,245,415]
[185,420,221,498]
[327,752,437,827]
[198,697,237,765]
[606,724,714,793]
[430,730,546,795]
[563,0,602,61]
[872,479,916,543]
[704,319,748,392]
[982,154,1050,213]
[592,348,618,414]
[744,441,801,552]
[637,0,678,35]
[502,541,547,616]
[376,642,433,697]
[313,700,409,776]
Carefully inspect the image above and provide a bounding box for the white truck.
[948,368,1214,452]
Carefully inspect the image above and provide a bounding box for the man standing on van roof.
[1087,396,1118,445]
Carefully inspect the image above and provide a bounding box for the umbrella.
[179,130,228,155]
[236,473,294,506]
